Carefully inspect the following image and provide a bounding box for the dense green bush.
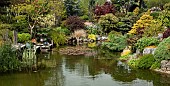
[135,37,159,52]
[55,27,70,35]
[150,61,161,69]
[154,37,170,60]
[137,54,155,69]
[116,17,133,34]
[150,12,161,19]
[98,13,119,34]
[127,59,139,68]
[17,33,31,43]
[0,44,20,72]
[86,24,101,35]
[102,33,127,51]
[147,0,169,8]
[80,15,89,20]
[49,27,67,47]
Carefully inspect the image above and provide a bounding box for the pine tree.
[64,0,82,17]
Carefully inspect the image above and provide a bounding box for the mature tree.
[10,0,49,37]
[48,0,66,26]
[146,0,170,9]
[88,0,96,21]
[94,1,116,18]
[64,0,82,17]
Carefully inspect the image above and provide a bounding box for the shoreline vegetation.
[0,0,170,77]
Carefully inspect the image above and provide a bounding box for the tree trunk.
[29,21,36,38]
[13,30,17,44]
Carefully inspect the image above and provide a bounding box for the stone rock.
[143,47,156,55]
[101,36,108,40]
[161,60,169,71]
[166,61,170,71]
[136,49,141,55]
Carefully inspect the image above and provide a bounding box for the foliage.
[128,59,139,68]
[87,0,96,21]
[55,27,70,36]
[49,28,67,47]
[64,0,82,16]
[137,54,155,69]
[144,3,170,37]
[143,19,163,37]
[12,15,28,31]
[119,54,131,61]
[127,35,139,46]
[0,43,20,72]
[146,0,169,8]
[48,0,66,24]
[102,33,127,51]
[121,48,131,57]
[72,29,86,39]
[116,17,133,34]
[88,34,96,41]
[160,3,170,27]
[98,13,119,34]
[37,14,55,28]
[17,33,31,43]
[150,12,161,19]
[149,4,170,37]
[88,42,96,48]
[133,7,140,16]
[10,0,50,36]
[150,61,161,69]
[135,37,159,51]
[65,16,85,32]
[94,1,116,16]
[86,24,102,35]
[163,28,170,39]
[80,15,89,20]
[154,37,170,60]
[128,12,153,35]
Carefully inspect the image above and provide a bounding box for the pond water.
[0,47,170,86]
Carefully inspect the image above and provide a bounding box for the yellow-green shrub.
[88,34,96,41]
[128,12,153,34]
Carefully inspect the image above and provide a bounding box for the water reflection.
[0,48,170,86]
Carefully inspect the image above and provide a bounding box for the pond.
[0,46,170,86]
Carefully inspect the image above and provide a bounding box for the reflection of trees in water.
[64,52,118,79]
[64,56,84,72]
[58,48,170,86]
[136,69,170,86]
[44,67,65,86]
[43,52,65,86]
[95,47,121,59]
[110,61,137,82]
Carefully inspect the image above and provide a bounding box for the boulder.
[166,61,170,71]
[143,47,156,55]
[161,60,169,71]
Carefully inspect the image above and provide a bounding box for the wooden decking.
[13,43,53,53]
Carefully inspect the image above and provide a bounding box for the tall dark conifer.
[64,0,82,17]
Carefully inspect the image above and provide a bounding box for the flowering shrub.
[88,34,96,41]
